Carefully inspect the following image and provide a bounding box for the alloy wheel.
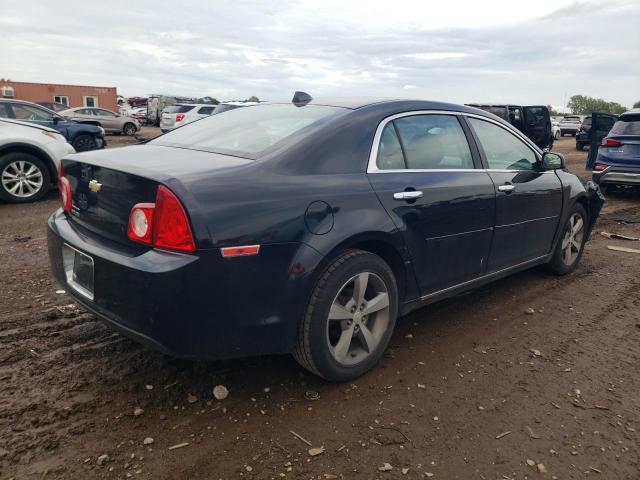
[561,213,584,265]
[326,271,390,366]
[1,160,44,198]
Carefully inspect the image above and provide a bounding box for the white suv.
[160,104,217,133]
[0,119,75,203]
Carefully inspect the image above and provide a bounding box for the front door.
[465,116,563,271]
[523,106,553,150]
[368,113,496,295]
[586,112,618,169]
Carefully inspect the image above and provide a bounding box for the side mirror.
[541,151,565,170]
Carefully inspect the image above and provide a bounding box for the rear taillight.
[58,164,72,213]
[176,113,185,122]
[601,138,622,147]
[127,185,195,252]
[593,162,609,171]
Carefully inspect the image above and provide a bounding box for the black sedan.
[47,94,604,381]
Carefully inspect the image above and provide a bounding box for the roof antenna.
[292,91,312,107]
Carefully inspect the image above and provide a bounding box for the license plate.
[62,244,94,300]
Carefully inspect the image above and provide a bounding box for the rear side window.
[165,105,195,114]
[610,115,640,135]
[468,118,537,170]
[392,114,474,170]
[197,106,215,115]
[377,124,405,169]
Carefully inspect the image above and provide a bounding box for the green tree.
[633,100,640,109]
[199,96,219,105]
[547,105,561,117]
[245,96,260,102]
[567,95,627,115]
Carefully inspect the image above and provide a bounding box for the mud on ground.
[1,136,639,479]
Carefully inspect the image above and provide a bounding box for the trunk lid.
[62,144,253,244]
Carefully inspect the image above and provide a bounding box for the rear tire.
[72,134,97,152]
[293,250,398,382]
[546,203,588,275]
[554,130,560,140]
[123,123,137,136]
[0,153,50,203]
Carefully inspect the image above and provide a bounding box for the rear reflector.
[176,113,185,122]
[601,138,622,147]
[221,245,260,258]
[593,162,608,171]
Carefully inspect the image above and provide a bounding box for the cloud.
[0,0,638,107]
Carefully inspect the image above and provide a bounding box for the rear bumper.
[47,209,323,360]
[593,167,640,186]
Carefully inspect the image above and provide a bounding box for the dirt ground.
[1,133,639,480]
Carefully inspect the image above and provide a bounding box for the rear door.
[586,112,618,169]
[368,112,496,295]
[93,109,119,131]
[523,106,553,150]
[466,116,563,271]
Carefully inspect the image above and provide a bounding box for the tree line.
[549,95,639,116]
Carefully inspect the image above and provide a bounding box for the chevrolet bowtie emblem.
[88,179,102,193]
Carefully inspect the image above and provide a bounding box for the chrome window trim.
[367,110,544,174]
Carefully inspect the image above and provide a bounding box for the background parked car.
[61,107,140,135]
[558,115,584,136]
[160,103,217,132]
[37,101,70,112]
[0,118,75,202]
[589,109,639,194]
[0,99,106,152]
[466,104,554,149]
[552,120,561,140]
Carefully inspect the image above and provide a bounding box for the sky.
[1,0,639,109]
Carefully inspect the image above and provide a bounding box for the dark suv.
[0,99,106,152]
[466,104,554,149]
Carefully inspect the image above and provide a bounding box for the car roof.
[620,109,640,118]
[0,117,58,132]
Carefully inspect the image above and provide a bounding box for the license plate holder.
[62,244,94,300]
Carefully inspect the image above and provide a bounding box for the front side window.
[95,109,116,117]
[468,118,537,170]
[393,114,474,170]
[150,104,346,158]
[11,104,54,122]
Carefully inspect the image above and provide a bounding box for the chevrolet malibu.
[48,94,603,381]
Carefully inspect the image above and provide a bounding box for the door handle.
[393,191,423,200]
[498,184,515,193]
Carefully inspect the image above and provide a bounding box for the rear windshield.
[582,117,592,125]
[151,104,346,158]
[562,116,581,123]
[610,115,640,135]
[164,105,195,114]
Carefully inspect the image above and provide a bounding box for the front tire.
[72,134,97,152]
[0,153,50,203]
[293,250,398,382]
[546,204,588,275]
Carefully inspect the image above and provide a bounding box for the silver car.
[61,107,140,135]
